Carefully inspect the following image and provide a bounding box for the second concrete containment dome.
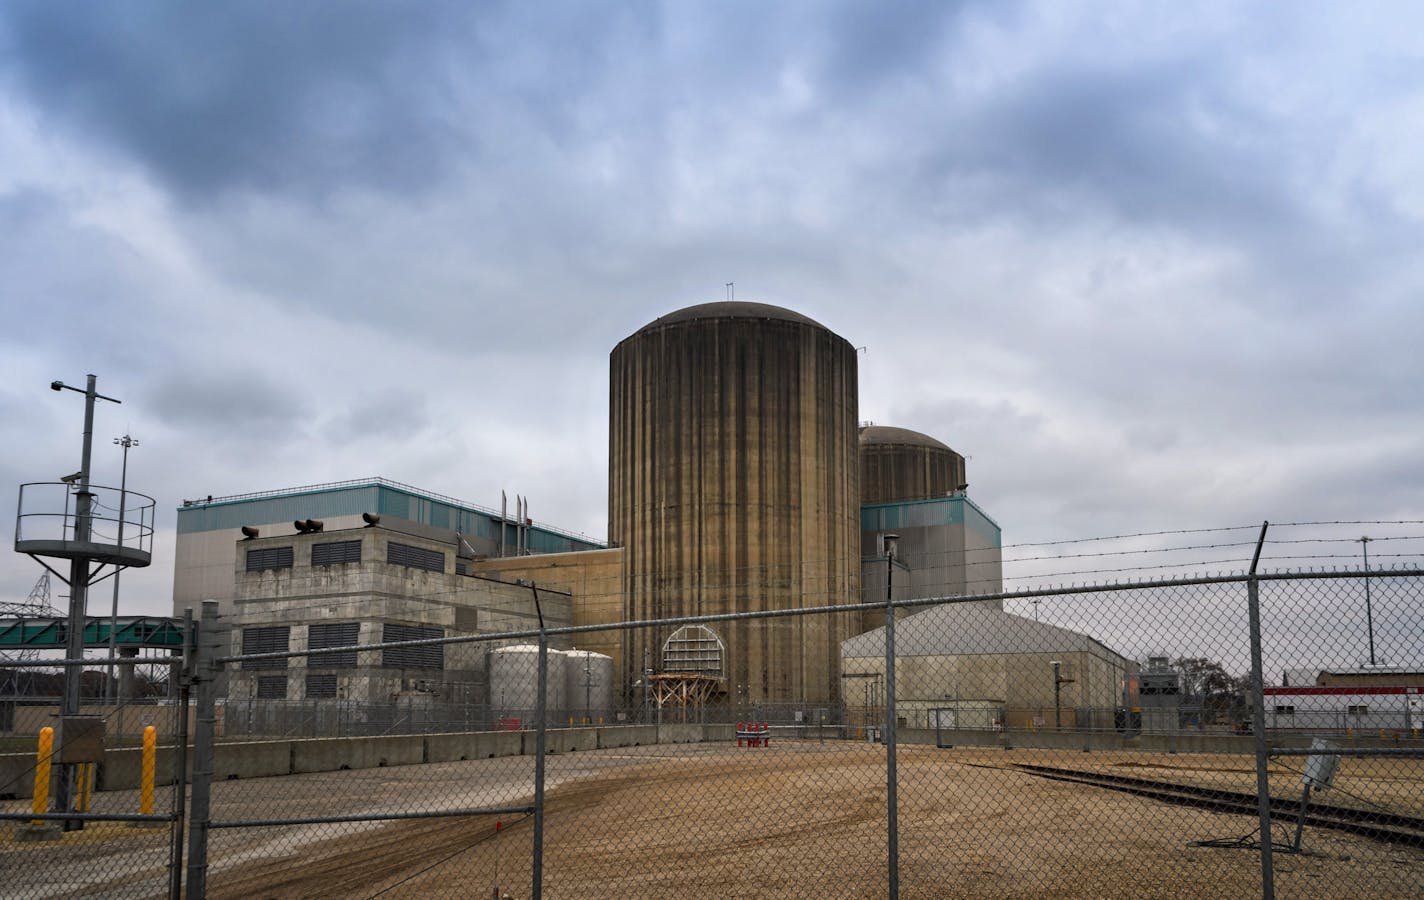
[608,301,861,707]
[859,425,968,504]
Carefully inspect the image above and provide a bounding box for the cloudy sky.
[2,1,1422,619]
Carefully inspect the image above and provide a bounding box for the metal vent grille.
[255,675,287,699]
[305,674,338,698]
[382,623,444,669]
[312,540,362,566]
[241,626,290,670]
[245,546,294,572]
[387,542,445,573]
[307,622,360,668]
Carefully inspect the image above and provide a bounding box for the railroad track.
[1008,763,1424,849]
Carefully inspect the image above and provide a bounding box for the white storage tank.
[489,644,567,721]
[564,649,614,719]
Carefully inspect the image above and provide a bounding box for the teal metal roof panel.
[177,485,379,534]
[177,478,604,551]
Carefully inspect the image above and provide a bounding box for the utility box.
[59,716,106,763]
[1302,737,1341,791]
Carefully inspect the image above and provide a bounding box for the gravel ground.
[4,741,1423,898]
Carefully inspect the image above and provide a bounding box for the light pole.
[106,434,138,704]
[1360,536,1375,666]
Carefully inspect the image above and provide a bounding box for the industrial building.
[845,424,1132,732]
[173,478,602,619]
[858,425,1003,611]
[226,523,574,708]
[1264,665,1424,733]
[841,604,1137,731]
[1263,685,1422,733]
[179,299,1144,725]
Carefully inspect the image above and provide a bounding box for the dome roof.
[858,425,953,453]
[635,301,825,333]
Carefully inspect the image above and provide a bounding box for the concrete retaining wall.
[656,724,699,744]
[291,735,426,774]
[425,730,525,762]
[545,727,599,754]
[598,725,656,749]
[1,724,742,800]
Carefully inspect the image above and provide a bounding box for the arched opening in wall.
[651,624,727,721]
[662,624,725,679]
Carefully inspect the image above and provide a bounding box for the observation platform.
[14,482,155,568]
[0,616,185,650]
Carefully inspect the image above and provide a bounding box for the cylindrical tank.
[563,649,614,719]
[609,301,860,706]
[489,644,567,721]
[859,425,966,504]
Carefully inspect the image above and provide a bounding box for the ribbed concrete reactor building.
[859,425,967,504]
[608,302,861,706]
[859,425,1002,606]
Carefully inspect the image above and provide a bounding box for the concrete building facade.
[226,524,572,708]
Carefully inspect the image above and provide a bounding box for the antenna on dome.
[725,282,734,301]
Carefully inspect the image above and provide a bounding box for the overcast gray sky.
[2,1,1422,620]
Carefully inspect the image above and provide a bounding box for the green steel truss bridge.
[0,616,185,651]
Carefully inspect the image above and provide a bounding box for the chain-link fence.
[0,665,190,898]
[4,566,1422,897]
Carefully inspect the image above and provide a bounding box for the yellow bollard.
[32,727,53,824]
[141,726,157,816]
[75,763,93,813]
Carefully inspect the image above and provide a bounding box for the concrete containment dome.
[609,301,861,706]
[859,425,967,504]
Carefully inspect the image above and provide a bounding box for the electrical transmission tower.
[1,572,58,697]
[1,571,57,618]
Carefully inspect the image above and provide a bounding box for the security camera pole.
[50,376,121,827]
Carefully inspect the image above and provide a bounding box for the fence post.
[186,600,222,898]
[884,543,900,900]
[168,608,193,900]
[1246,522,1274,900]
[532,584,547,900]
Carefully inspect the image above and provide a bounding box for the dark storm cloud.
[0,1,488,201]
[3,0,1422,612]
[141,370,310,444]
